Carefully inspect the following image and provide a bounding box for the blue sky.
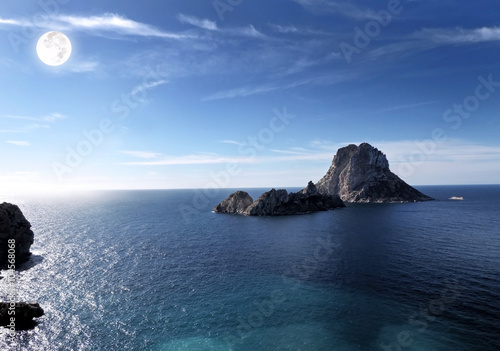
[1,0,499,192]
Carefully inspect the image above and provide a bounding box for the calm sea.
[0,185,499,350]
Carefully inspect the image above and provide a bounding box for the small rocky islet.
[214,143,434,216]
[214,181,345,216]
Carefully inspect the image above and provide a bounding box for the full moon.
[36,31,72,66]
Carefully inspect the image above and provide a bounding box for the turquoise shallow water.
[0,185,499,350]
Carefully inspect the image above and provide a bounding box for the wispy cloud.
[3,113,67,123]
[43,113,67,122]
[218,140,244,146]
[269,24,335,36]
[142,79,168,90]
[121,151,162,159]
[369,101,440,114]
[270,24,299,34]
[120,153,256,166]
[380,139,500,164]
[0,13,193,40]
[203,85,278,101]
[6,140,30,147]
[127,80,168,104]
[202,75,337,101]
[291,0,379,20]
[230,25,265,38]
[177,13,265,39]
[363,26,500,66]
[0,113,66,134]
[271,147,311,155]
[178,14,218,31]
[26,124,51,130]
[59,13,191,39]
[0,18,30,26]
[70,61,99,73]
[415,26,500,44]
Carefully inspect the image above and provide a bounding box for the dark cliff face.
[213,182,345,216]
[0,203,34,265]
[316,143,433,203]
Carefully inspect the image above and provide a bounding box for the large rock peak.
[355,143,390,169]
[332,143,389,172]
[316,143,433,203]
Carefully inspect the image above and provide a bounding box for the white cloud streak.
[2,113,67,123]
[0,13,193,40]
[121,154,256,166]
[203,85,279,101]
[369,101,440,114]
[0,18,24,25]
[178,14,218,31]
[121,151,162,159]
[217,140,244,146]
[291,0,379,20]
[6,140,30,147]
[270,24,299,33]
[230,25,265,38]
[416,26,500,44]
[176,14,264,38]
[71,61,99,73]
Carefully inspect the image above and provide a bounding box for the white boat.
[449,196,464,200]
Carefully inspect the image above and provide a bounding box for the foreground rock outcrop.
[316,143,433,203]
[214,181,345,216]
[0,203,34,265]
[0,302,44,330]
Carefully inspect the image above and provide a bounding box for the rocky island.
[214,143,433,215]
[0,302,44,330]
[316,143,434,203]
[214,181,345,216]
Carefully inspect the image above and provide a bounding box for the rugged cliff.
[0,203,34,265]
[316,143,433,203]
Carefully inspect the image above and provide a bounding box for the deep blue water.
[0,185,499,350]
